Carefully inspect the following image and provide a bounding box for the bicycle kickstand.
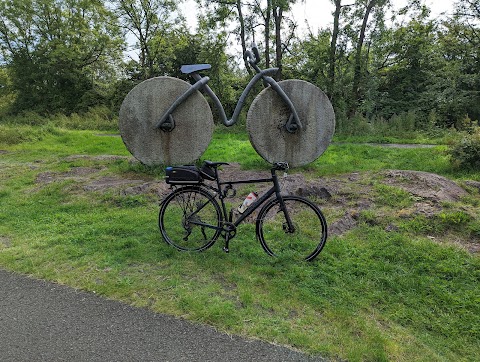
[223,235,230,253]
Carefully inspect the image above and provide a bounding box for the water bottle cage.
[238,192,258,213]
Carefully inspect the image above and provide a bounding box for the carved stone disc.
[247,80,335,167]
[119,77,214,166]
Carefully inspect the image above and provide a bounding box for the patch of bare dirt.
[63,155,131,162]
[33,160,479,253]
[382,170,468,203]
[466,181,480,192]
[0,236,12,248]
[82,177,145,192]
[35,165,171,197]
[35,167,103,184]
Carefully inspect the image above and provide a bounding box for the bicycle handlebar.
[244,44,260,65]
[252,45,260,63]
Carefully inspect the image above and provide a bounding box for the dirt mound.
[35,163,469,207]
[382,170,468,202]
[33,160,478,253]
[35,167,102,184]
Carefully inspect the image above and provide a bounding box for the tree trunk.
[351,0,377,115]
[328,0,342,100]
[273,5,283,80]
[265,0,271,68]
[236,0,251,74]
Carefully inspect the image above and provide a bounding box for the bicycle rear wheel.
[159,187,222,252]
[256,196,327,261]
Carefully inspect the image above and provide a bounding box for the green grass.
[1,124,479,361]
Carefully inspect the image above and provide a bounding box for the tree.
[283,30,331,87]
[0,0,123,114]
[349,0,390,115]
[0,66,15,115]
[196,0,301,79]
[433,2,480,125]
[195,0,252,73]
[270,0,300,79]
[328,0,342,100]
[114,0,178,80]
[373,16,437,118]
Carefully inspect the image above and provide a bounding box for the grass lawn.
[0,125,479,361]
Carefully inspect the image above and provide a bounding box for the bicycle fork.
[272,174,296,234]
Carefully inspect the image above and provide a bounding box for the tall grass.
[335,111,457,144]
[0,106,118,132]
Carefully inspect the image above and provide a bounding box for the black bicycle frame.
[212,168,294,229]
[168,165,296,255]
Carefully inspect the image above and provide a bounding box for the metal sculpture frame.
[119,44,335,167]
[155,46,303,134]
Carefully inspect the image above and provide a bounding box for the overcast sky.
[181,0,455,35]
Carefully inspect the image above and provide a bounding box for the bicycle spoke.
[257,196,327,262]
[159,188,222,251]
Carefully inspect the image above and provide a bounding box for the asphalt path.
[0,269,326,362]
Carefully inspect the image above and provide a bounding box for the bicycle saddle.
[204,160,229,167]
[180,64,211,74]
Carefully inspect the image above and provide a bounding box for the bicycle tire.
[256,195,327,261]
[159,187,222,252]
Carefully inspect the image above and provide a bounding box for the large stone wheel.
[119,77,214,166]
[247,80,335,167]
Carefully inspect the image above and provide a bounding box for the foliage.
[373,16,437,118]
[448,127,480,170]
[0,66,15,115]
[335,110,443,142]
[114,0,180,80]
[1,0,480,140]
[0,0,124,115]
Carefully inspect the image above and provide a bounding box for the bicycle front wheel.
[159,187,222,252]
[256,196,327,261]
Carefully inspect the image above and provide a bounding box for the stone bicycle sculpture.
[119,45,335,167]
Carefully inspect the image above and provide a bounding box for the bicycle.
[119,45,335,168]
[158,161,328,262]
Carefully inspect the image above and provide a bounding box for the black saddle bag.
[165,166,202,185]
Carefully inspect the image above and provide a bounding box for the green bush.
[336,111,430,140]
[337,113,371,136]
[448,127,480,170]
[456,115,479,133]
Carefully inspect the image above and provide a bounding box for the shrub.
[448,127,480,170]
[337,113,371,136]
[456,115,479,133]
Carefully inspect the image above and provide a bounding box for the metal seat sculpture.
[119,45,335,167]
